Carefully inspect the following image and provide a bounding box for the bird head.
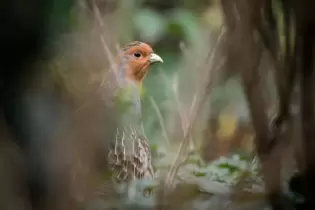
[117,41,163,86]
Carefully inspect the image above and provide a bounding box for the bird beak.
[149,53,163,64]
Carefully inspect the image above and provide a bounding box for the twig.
[92,2,121,87]
[162,28,225,189]
[149,96,171,146]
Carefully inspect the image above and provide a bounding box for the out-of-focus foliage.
[118,1,230,145]
[2,0,308,208]
[96,0,267,206]
[91,0,262,192]
[19,0,285,209]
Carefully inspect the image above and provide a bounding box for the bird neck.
[123,80,144,98]
[133,65,150,83]
[126,68,148,85]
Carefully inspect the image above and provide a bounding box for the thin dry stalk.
[92,3,123,89]
[160,28,225,195]
[149,96,171,146]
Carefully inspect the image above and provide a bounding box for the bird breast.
[108,125,153,183]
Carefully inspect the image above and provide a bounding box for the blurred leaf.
[167,22,185,37]
[192,171,207,177]
[185,154,205,167]
[217,113,237,138]
[168,9,202,48]
[49,0,73,35]
[133,8,167,43]
[201,5,223,29]
[218,163,240,173]
[151,143,158,153]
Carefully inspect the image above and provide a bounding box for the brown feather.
[122,41,143,51]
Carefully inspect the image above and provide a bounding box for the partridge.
[104,41,163,199]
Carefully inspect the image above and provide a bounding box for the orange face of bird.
[118,41,163,84]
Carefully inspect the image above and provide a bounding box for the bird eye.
[133,52,142,58]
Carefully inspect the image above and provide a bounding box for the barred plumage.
[108,126,154,183]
